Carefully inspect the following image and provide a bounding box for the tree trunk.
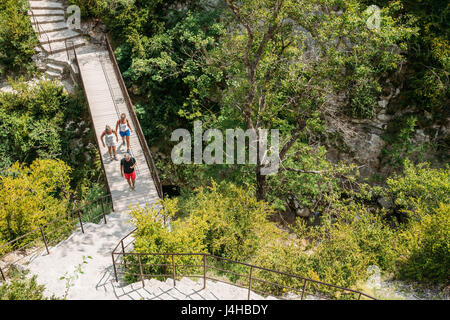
[256,134,267,201]
[256,168,267,201]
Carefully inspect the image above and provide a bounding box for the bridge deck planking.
[76,45,159,213]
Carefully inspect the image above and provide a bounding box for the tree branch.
[281,167,325,174]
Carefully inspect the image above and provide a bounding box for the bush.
[0,79,70,169]
[179,181,282,262]
[125,199,207,283]
[0,159,72,252]
[397,202,450,284]
[0,268,57,300]
[126,181,283,283]
[0,0,38,75]
[253,203,398,298]
[386,159,450,212]
[0,274,45,300]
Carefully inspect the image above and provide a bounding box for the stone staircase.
[23,209,280,300]
[113,277,279,300]
[27,0,87,80]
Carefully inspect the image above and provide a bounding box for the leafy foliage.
[0,0,38,76]
[0,269,51,300]
[179,181,282,261]
[0,78,105,196]
[385,159,450,212]
[398,202,450,283]
[0,159,72,250]
[0,79,69,167]
[126,181,283,283]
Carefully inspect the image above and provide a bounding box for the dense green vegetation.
[0,159,71,251]
[0,0,38,76]
[0,79,105,197]
[129,162,448,297]
[65,0,449,295]
[373,0,449,167]
[0,268,55,300]
[0,2,107,259]
[0,0,447,299]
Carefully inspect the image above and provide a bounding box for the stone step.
[175,279,218,300]
[46,51,70,66]
[32,22,68,33]
[29,1,64,10]
[38,29,81,44]
[30,15,65,25]
[41,36,86,54]
[28,9,65,17]
[179,277,200,286]
[46,63,65,74]
[44,70,62,80]
[206,280,250,300]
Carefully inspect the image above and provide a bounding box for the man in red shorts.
[120,153,137,190]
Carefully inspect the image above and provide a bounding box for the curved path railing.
[111,229,376,300]
[0,194,113,281]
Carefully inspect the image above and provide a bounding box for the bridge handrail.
[111,229,376,300]
[104,34,164,200]
[0,194,113,281]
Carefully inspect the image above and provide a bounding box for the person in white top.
[116,113,133,153]
[100,125,119,161]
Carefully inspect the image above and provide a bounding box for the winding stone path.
[26,210,277,300]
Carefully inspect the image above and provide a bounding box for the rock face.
[324,86,400,178]
[79,19,107,44]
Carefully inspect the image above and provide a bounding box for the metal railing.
[0,194,113,281]
[27,1,52,55]
[111,230,376,300]
[104,34,164,200]
[65,39,75,63]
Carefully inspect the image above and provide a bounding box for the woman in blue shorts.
[116,113,133,153]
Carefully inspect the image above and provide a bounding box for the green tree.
[213,0,415,200]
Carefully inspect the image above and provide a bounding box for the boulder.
[296,207,311,218]
[377,197,394,210]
